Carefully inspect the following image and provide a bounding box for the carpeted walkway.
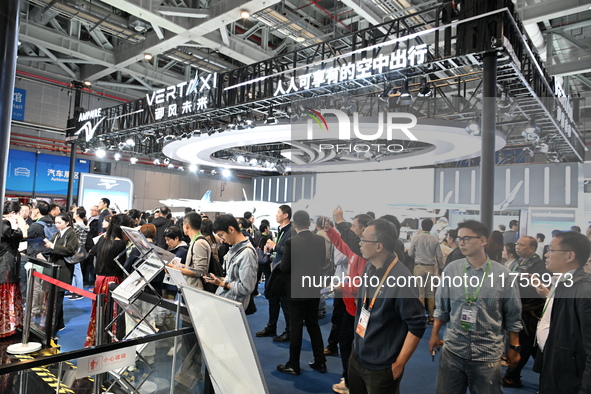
[54,283,540,393]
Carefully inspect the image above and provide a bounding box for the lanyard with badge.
[272,228,285,259]
[356,256,398,339]
[461,259,491,332]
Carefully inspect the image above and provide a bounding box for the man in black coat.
[153,206,173,249]
[277,210,326,375]
[503,235,548,388]
[256,205,295,342]
[537,231,591,393]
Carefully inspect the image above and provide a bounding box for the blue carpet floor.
[57,283,540,393]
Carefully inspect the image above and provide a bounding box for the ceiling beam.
[548,58,591,76]
[82,0,280,81]
[36,45,77,78]
[519,0,591,25]
[158,6,209,18]
[338,0,388,34]
[18,56,97,64]
[97,0,189,33]
[19,21,184,86]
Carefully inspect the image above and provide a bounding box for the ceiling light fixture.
[222,168,231,177]
[130,157,138,164]
[153,158,161,165]
[417,76,432,98]
[397,79,414,106]
[465,117,481,136]
[275,163,286,174]
[168,163,175,169]
[522,147,534,157]
[264,107,278,124]
[95,148,106,158]
[163,158,171,165]
[379,84,393,102]
[240,10,250,18]
[126,138,135,147]
[114,152,122,161]
[84,80,92,87]
[144,53,154,61]
[189,164,198,172]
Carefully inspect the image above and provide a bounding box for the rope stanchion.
[8,268,42,354]
[32,270,97,301]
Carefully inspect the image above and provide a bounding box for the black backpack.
[197,236,224,293]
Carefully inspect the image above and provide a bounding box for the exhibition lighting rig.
[69,1,584,166]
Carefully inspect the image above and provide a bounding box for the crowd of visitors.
[1,196,590,394]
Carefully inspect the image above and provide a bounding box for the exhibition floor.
[0,283,539,393]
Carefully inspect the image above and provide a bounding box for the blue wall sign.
[6,149,90,195]
[12,88,26,121]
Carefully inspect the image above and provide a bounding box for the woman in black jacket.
[0,201,26,338]
[85,214,135,347]
[44,212,79,336]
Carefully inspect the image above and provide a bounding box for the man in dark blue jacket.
[349,219,426,393]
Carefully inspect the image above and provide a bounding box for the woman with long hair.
[201,218,221,268]
[502,242,518,271]
[485,230,504,263]
[0,201,26,338]
[44,212,79,335]
[69,208,89,299]
[85,214,135,347]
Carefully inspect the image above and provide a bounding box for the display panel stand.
[180,286,269,394]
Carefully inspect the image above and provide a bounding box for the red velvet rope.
[32,270,97,301]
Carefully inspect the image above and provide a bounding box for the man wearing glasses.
[348,219,426,394]
[536,231,591,394]
[429,220,522,394]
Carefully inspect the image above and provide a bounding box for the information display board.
[181,286,269,394]
[78,173,134,212]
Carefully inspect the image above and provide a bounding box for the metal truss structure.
[67,2,584,168]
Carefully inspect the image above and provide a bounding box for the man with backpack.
[205,214,257,308]
[26,200,58,257]
[177,212,212,289]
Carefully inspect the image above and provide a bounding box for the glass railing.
[0,327,201,394]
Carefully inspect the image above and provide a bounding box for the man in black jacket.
[26,200,56,257]
[153,206,173,249]
[277,210,326,375]
[256,205,295,342]
[537,231,591,394]
[503,235,548,388]
[97,198,111,235]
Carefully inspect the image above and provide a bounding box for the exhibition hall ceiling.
[13,0,591,169]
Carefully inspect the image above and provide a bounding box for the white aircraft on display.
[160,190,282,227]
[383,181,524,217]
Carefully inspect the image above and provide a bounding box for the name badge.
[460,305,477,331]
[356,306,370,338]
